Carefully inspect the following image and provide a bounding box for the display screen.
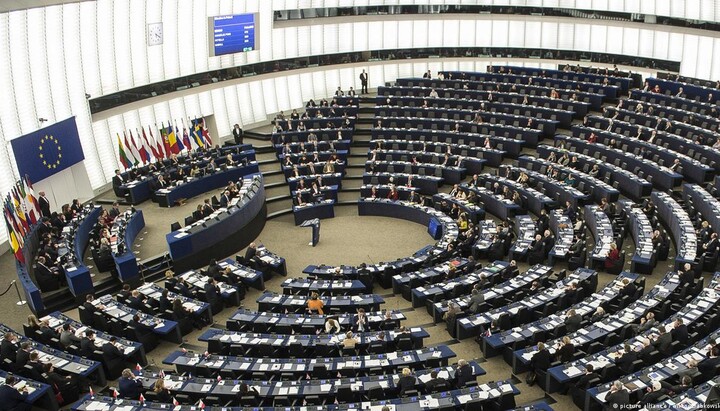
[209,13,257,57]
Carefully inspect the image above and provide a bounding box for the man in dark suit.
[130,315,154,335]
[638,337,656,363]
[352,308,368,333]
[0,375,31,411]
[652,325,673,356]
[564,309,582,333]
[454,359,474,388]
[639,381,666,406]
[80,330,98,359]
[175,279,194,298]
[108,202,122,219]
[564,201,577,223]
[118,368,143,399]
[102,336,127,379]
[118,284,133,301]
[202,199,215,217]
[192,205,204,222]
[27,352,45,378]
[219,190,231,208]
[15,342,31,368]
[530,342,552,379]
[541,230,555,255]
[1,332,18,364]
[204,278,221,306]
[127,290,146,311]
[359,70,368,94]
[112,169,127,198]
[699,346,720,376]
[571,364,600,407]
[679,263,695,285]
[424,370,449,393]
[232,124,243,145]
[38,191,51,218]
[619,278,637,298]
[528,234,545,264]
[614,344,638,374]
[671,318,688,344]
[606,381,630,410]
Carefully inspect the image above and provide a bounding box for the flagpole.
[12,280,26,306]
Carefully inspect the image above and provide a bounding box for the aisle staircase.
[248,95,379,219]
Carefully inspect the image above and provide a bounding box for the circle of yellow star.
[38,134,62,169]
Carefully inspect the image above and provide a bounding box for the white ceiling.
[0,0,92,14]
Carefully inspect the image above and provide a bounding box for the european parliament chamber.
[3,1,720,410]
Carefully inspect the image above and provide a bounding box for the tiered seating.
[548,210,574,264]
[457,267,599,341]
[399,77,604,113]
[652,191,698,270]
[537,145,652,201]
[0,323,106,385]
[517,155,620,203]
[602,106,720,167]
[431,265,553,323]
[411,261,511,309]
[513,271,684,386]
[502,166,589,208]
[617,200,658,274]
[478,272,642,357]
[369,137,495,171]
[226,309,406,333]
[580,117,714,184]
[377,87,555,139]
[392,258,473,299]
[555,132,682,191]
[683,184,720,271]
[198,327,429,355]
[88,294,181,346]
[72,377,519,410]
[490,65,634,92]
[475,173,554,215]
[510,215,536,261]
[585,205,615,269]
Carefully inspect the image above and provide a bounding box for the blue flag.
[11,117,85,183]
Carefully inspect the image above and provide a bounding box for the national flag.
[117,134,132,169]
[123,132,138,166]
[128,130,144,164]
[173,397,179,406]
[166,123,178,154]
[135,128,150,163]
[12,188,29,234]
[135,363,142,371]
[141,127,158,161]
[5,198,26,244]
[201,117,213,146]
[22,176,40,222]
[150,125,165,160]
[181,123,192,152]
[190,118,205,148]
[16,179,35,225]
[159,123,172,158]
[112,388,118,399]
[173,121,185,152]
[159,369,165,378]
[139,393,145,403]
[7,195,26,238]
[216,374,222,382]
[89,385,94,398]
[198,399,205,409]
[4,210,24,264]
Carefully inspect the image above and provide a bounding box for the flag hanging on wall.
[10,117,85,183]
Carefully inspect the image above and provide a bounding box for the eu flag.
[11,117,85,183]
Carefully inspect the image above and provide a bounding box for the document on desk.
[173,232,189,239]
[420,399,440,408]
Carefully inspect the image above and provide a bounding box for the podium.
[300,218,321,246]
